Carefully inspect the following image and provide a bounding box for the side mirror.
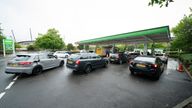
[34,59,40,63]
[54,55,58,59]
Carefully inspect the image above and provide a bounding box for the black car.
[109,52,128,64]
[127,52,140,62]
[66,53,108,73]
[129,56,164,80]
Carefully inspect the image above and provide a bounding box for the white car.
[53,51,70,58]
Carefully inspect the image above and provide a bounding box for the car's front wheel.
[59,61,64,67]
[32,66,42,75]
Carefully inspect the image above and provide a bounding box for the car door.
[48,55,60,67]
[39,55,53,69]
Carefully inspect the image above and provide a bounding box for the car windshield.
[13,55,31,61]
[134,57,155,63]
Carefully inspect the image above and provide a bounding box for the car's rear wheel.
[59,61,64,67]
[119,60,123,64]
[130,70,135,75]
[32,66,42,75]
[85,65,92,73]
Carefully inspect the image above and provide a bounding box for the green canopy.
[76,26,170,45]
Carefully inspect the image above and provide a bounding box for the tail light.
[75,60,80,65]
[129,61,134,65]
[152,64,158,68]
[19,62,32,65]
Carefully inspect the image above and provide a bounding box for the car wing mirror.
[34,59,40,63]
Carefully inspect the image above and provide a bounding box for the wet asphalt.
[0,58,192,108]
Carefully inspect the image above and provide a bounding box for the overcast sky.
[0,0,191,44]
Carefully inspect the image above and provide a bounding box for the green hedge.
[179,54,192,65]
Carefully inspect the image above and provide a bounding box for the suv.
[66,53,108,73]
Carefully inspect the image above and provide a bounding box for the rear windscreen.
[13,55,31,61]
[69,54,81,59]
[134,57,155,63]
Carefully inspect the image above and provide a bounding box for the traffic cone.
[177,64,183,72]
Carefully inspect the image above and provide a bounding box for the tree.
[172,10,192,52]
[67,43,74,51]
[148,0,174,7]
[35,28,65,51]
[0,24,5,51]
[77,44,84,50]
[15,43,22,48]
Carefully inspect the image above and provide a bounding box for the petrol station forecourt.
[76,26,171,55]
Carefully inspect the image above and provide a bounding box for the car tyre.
[65,55,68,58]
[119,60,123,64]
[59,61,64,67]
[32,66,42,75]
[85,65,92,73]
[130,70,135,75]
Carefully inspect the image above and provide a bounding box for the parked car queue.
[5,52,167,80]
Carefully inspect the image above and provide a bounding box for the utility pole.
[29,28,33,41]
[11,30,16,42]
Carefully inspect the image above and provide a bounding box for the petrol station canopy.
[76,26,171,45]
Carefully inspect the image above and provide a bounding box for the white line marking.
[13,76,19,81]
[5,82,15,90]
[0,92,6,100]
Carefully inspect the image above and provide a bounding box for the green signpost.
[3,38,15,56]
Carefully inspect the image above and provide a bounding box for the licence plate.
[136,64,146,68]
[67,60,73,64]
[10,64,17,67]
[110,59,115,61]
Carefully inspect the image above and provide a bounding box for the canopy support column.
[144,42,148,55]
[112,44,115,53]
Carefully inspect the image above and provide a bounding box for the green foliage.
[27,44,38,51]
[77,44,84,50]
[148,0,174,7]
[179,54,192,65]
[15,43,22,48]
[189,65,192,74]
[85,45,89,50]
[0,35,5,50]
[35,28,65,51]
[172,12,192,53]
[127,45,134,51]
[0,24,5,50]
[67,43,74,51]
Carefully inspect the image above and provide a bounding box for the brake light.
[152,64,158,68]
[75,60,80,65]
[19,62,32,65]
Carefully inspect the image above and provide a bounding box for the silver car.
[5,53,64,75]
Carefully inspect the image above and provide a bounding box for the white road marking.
[0,92,6,100]
[5,82,15,90]
[13,75,19,81]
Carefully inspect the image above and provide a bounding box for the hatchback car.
[5,53,64,75]
[66,53,108,73]
[129,56,164,80]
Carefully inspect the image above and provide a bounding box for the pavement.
[0,58,191,108]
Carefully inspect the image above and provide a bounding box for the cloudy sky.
[0,0,191,44]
